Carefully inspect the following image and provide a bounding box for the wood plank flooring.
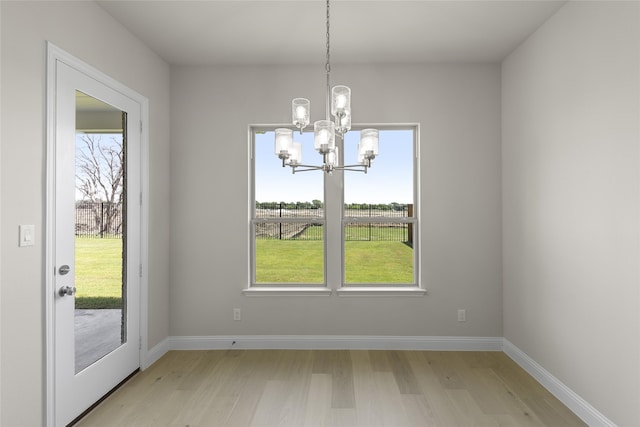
[77,350,586,426]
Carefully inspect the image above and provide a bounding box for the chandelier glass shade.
[274,0,378,174]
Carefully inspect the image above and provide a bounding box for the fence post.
[407,204,413,245]
[279,202,283,240]
[369,204,372,241]
[100,202,104,238]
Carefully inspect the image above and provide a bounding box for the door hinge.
[140,120,143,133]
[139,263,143,278]
[140,192,143,206]
[139,336,142,350]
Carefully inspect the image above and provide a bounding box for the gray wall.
[170,64,503,337]
[0,2,171,425]
[502,2,640,425]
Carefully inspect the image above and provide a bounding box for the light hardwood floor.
[77,350,586,426]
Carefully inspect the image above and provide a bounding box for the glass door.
[74,91,127,373]
[53,59,141,427]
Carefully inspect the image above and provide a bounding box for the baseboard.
[142,337,169,369]
[141,335,501,370]
[503,339,616,427]
[167,335,503,351]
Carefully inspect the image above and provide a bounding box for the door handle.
[58,286,76,297]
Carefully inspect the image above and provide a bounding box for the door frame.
[45,42,149,426]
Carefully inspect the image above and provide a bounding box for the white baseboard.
[141,335,501,369]
[167,335,503,351]
[142,337,169,369]
[503,339,616,427]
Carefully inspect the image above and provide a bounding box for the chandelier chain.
[325,0,331,120]
[325,0,331,75]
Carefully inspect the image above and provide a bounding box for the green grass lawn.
[75,238,123,309]
[344,241,414,283]
[256,226,414,283]
[256,240,325,283]
[76,226,414,308]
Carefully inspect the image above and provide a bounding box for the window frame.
[248,126,331,294]
[337,124,423,295]
[246,124,424,296]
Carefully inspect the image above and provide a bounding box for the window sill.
[243,287,333,296]
[336,287,427,297]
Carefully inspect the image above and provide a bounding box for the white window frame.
[337,124,424,296]
[245,124,424,296]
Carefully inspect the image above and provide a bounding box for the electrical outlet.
[457,309,466,322]
[233,308,241,321]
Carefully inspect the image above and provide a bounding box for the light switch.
[19,225,35,247]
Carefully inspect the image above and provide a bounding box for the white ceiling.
[96,0,566,66]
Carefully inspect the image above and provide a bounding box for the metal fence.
[75,201,123,238]
[256,203,324,219]
[256,203,410,219]
[255,203,412,243]
[255,223,323,240]
[344,222,410,242]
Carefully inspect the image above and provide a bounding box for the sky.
[254,129,414,204]
[75,133,123,201]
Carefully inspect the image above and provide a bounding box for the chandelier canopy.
[274,0,379,174]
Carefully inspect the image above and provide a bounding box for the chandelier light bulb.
[314,120,335,154]
[331,85,351,118]
[275,128,293,158]
[287,142,302,165]
[319,130,329,145]
[359,128,379,160]
[292,98,310,131]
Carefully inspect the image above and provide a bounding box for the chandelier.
[274,0,379,174]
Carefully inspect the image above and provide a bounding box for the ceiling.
[96,0,566,66]
[76,91,120,112]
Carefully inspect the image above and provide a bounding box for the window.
[343,129,417,286]
[251,130,325,287]
[249,125,421,295]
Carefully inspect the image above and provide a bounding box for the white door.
[53,59,141,426]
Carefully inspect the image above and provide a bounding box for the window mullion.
[324,163,343,290]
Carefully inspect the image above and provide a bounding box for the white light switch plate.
[19,225,35,247]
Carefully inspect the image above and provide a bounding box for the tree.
[76,134,124,236]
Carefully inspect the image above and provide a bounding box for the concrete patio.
[74,309,123,372]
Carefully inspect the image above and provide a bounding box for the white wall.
[0,2,171,425]
[170,64,503,338]
[502,2,640,425]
